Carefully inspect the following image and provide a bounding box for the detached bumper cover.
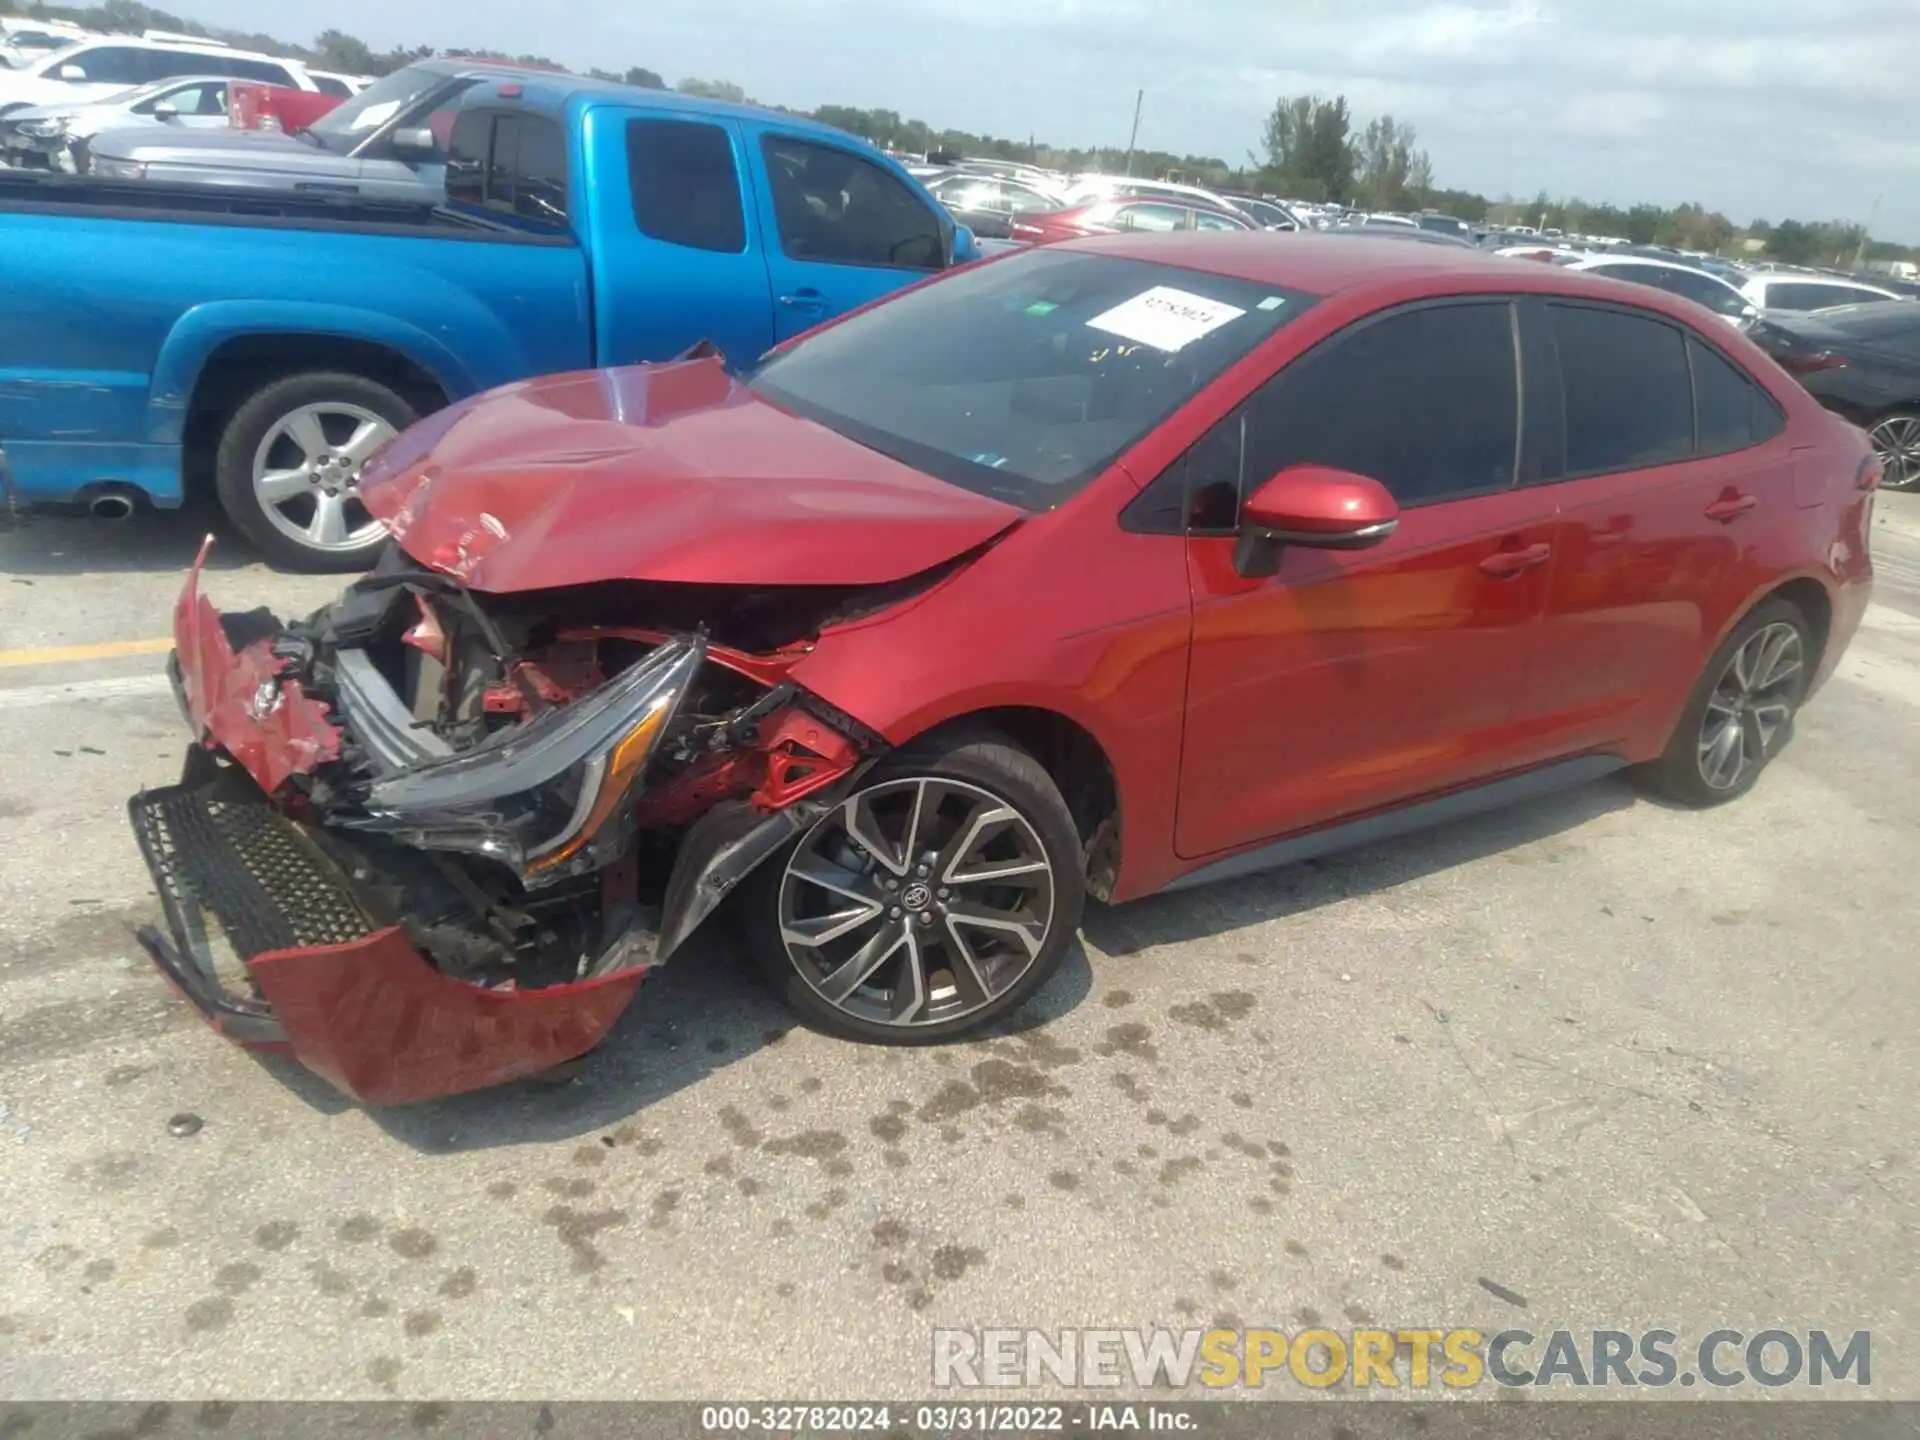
[174,535,341,792]
[129,752,650,1106]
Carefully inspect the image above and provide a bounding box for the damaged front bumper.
[129,748,654,1104]
[129,540,869,1105]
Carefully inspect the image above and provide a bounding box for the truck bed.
[0,170,555,241]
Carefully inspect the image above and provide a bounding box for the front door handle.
[777,289,829,313]
[1479,542,1553,578]
[1704,492,1759,522]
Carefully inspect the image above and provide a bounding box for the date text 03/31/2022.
[699,1405,1193,1432]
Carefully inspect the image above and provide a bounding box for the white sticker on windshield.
[1086,286,1246,352]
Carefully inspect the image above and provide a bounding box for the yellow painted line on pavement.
[0,637,173,669]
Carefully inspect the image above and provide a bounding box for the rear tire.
[742,727,1085,1044]
[213,371,415,573]
[1639,598,1814,807]
[1867,410,1920,491]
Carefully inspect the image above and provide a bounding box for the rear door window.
[195,55,299,84]
[1766,281,1869,312]
[1114,202,1187,232]
[761,135,943,270]
[1549,304,1693,475]
[55,45,151,84]
[627,117,746,253]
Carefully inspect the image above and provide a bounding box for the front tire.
[1641,598,1813,807]
[744,728,1086,1044]
[213,371,415,572]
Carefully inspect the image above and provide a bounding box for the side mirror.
[390,126,437,160]
[151,101,177,118]
[948,222,976,267]
[1234,465,1400,578]
[56,62,86,81]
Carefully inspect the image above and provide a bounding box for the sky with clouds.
[185,0,1920,241]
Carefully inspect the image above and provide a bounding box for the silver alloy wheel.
[778,776,1057,1028]
[251,401,397,554]
[1868,414,1920,491]
[1697,621,1804,791]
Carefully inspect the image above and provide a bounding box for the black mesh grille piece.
[130,780,374,961]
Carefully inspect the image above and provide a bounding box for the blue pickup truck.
[0,67,972,568]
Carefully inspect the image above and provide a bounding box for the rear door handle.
[1704,493,1759,522]
[1479,542,1553,578]
[778,289,829,312]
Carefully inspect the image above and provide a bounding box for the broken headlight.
[342,636,706,884]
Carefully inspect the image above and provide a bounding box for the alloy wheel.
[251,401,396,554]
[1697,622,1804,791]
[777,777,1057,1029]
[1868,415,1920,491]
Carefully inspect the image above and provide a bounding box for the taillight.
[1779,350,1848,375]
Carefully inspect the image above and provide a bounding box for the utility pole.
[1123,89,1143,176]
[1853,193,1883,270]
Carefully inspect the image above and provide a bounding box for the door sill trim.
[1158,754,1627,894]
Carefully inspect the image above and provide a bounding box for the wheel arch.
[151,307,472,496]
[895,704,1124,901]
[1765,574,1834,674]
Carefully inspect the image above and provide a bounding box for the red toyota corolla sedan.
[130,234,1877,1104]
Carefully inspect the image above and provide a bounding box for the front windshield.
[750,249,1316,510]
[306,64,448,152]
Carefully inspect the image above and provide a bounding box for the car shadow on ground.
[284,775,1638,1153]
[263,934,1098,1155]
[1083,773,1641,957]
[0,499,264,579]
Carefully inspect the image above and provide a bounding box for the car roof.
[433,64,896,149]
[1573,255,1734,283]
[65,34,290,60]
[1058,232,1752,316]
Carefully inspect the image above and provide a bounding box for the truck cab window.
[761,135,942,270]
[446,111,570,231]
[627,118,745,253]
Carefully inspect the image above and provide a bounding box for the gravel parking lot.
[1,493,1916,1401]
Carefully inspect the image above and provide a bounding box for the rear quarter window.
[1690,338,1786,454]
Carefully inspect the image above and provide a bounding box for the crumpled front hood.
[356,358,1024,593]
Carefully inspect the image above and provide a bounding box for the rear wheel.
[1867,410,1920,491]
[744,729,1085,1044]
[213,371,414,572]
[1641,598,1813,807]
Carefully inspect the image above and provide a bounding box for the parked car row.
[902,154,1304,241]
[0,64,980,569]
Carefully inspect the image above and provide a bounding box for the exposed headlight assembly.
[343,637,706,885]
[18,117,68,139]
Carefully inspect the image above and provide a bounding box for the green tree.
[1766,219,1820,265]
[675,77,749,104]
[1262,94,1355,202]
[1352,114,1428,211]
[313,27,380,74]
[624,66,664,89]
